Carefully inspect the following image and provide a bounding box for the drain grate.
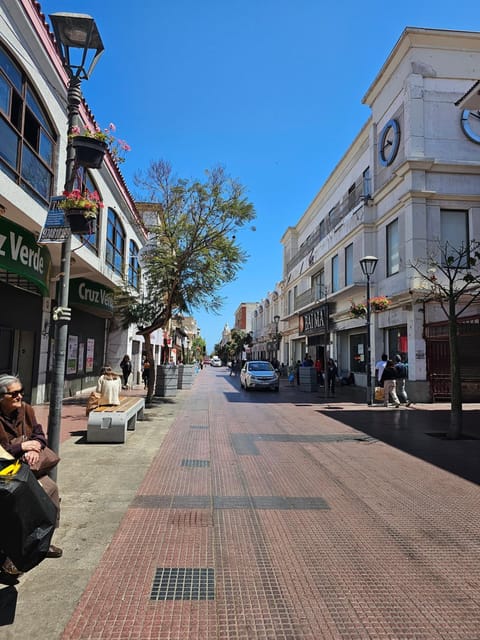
[150,568,215,601]
[181,459,210,468]
[190,425,209,429]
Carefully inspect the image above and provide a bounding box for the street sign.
[37,196,70,244]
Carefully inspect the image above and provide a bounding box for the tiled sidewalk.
[56,370,480,639]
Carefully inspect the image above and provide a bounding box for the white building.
[278,27,480,401]
[0,1,162,401]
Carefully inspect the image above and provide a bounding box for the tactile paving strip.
[132,495,329,510]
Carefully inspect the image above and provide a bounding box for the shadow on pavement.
[319,408,480,486]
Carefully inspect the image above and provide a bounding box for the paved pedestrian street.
[4,367,480,639]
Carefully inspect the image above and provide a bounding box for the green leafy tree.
[411,240,480,438]
[114,160,255,403]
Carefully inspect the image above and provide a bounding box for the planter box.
[177,364,195,389]
[155,365,178,397]
[299,366,318,392]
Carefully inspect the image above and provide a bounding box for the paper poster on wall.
[86,338,95,372]
[67,335,78,374]
[78,342,85,373]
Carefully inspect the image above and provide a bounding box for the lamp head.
[50,13,104,80]
[359,255,378,277]
[274,315,280,325]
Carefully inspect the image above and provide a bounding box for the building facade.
[0,1,163,402]
[277,27,480,401]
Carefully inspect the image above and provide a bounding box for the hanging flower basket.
[58,188,103,234]
[69,123,131,167]
[65,208,96,233]
[71,135,108,169]
[370,296,391,312]
[350,302,367,318]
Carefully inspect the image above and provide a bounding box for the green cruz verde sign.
[0,218,51,295]
[69,278,114,315]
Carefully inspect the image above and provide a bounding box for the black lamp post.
[273,314,280,362]
[319,285,328,401]
[359,255,378,406]
[47,13,104,479]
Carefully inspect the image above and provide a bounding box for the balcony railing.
[286,182,367,274]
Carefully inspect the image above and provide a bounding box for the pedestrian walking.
[375,353,388,386]
[142,357,151,389]
[394,354,412,406]
[326,358,338,396]
[382,360,400,407]
[295,360,301,385]
[119,354,132,389]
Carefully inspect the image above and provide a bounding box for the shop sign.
[0,217,51,295]
[299,304,328,335]
[37,196,69,243]
[69,278,114,314]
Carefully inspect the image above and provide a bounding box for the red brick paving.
[40,370,480,639]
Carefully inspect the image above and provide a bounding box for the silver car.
[240,360,279,392]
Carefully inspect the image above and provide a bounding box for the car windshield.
[249,362,274,372]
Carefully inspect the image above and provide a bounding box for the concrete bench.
[87,396,145,443]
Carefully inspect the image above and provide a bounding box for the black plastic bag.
[0,460,57,572]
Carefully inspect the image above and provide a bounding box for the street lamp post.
[47,13,104,479]
[320,286,328,401]
[359,255,378,406]
[273,315,280,363]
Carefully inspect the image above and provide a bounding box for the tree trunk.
[447,302,463,439]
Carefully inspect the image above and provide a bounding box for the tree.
[411,240,480,438]
[219,329,252,365]
[114,160,256,403]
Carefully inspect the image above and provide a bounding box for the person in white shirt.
[96,366,122,406]
[375,353,388,386]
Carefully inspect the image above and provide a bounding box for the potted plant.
[59,188,104,233]
[69,123,131,169]
[370,296,391,312]
[350,301,367,318]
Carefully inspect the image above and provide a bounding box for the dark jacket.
[382,366,397,381]
[0,402,47,459]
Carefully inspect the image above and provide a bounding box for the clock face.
[378,118,400,166]
[460,109,480,143]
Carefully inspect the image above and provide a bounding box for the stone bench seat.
[87,396,145,443]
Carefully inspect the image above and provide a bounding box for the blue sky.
[40,0,478,352]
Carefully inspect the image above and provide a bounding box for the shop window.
[345,244,353,286]
[440,209,469,267]
[128,241,140,290]
[106,209,125,275]
[72,170,99,253]
[331,255,339,292]
[0,44,56,202]
[350,333,366,373]
[387,326,408,362]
